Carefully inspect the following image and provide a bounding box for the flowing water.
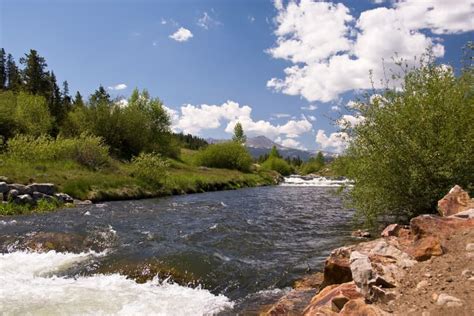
[0,178,355,315]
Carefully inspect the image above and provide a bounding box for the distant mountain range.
[206,135,337,161]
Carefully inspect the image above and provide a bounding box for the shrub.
[344,53,474,225]
[130,152,169,186]
[261,157,293,176]
[15,92,52,137]
[195,142,253,172]
[6,134,110,169]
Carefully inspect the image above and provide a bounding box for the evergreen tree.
[89,85,111,107]
[6,54,21,91]
[61,80,72,111]
[269,145,281,158]
[0,48,6,89]
[315,151,325,165]
[73,91,84,108]
[20,49,48,95]
[47,71,64,128]
[232,122,247,144]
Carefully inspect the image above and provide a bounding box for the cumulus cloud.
[316,129,349,153]
[267,0,472,103]
[301,104,318,111]
[166,100,312,140]
[108,83,127,91]
[308,115,317,121]
[278,138,308,150]
[331,105,341,112]
[337,114,365,128]
[170,27,193,42]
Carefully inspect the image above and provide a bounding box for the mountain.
[206,135,337,161]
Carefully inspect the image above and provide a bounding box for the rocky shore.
[261,185,474,315]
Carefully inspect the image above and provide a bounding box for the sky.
[1,0,473,152]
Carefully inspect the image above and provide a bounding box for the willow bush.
[345,52,474,225]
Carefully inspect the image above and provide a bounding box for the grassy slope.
[0,149,277,202]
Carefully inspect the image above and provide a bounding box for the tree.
[15,92,52,136]
[0,48,6,89]
[73,91,84,108]
[344,51,474,225]
[89,85,110,107]
[47,71,64,128]
[6,54,21,91]
[232,122,247,144]
[62,80,72,112]
[20,49,49,95]
[315,151,325,166]
[269,145,281,158]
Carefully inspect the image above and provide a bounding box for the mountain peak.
[245,136,284,149]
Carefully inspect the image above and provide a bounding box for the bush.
[195,142,253,172]
[261,157,293,176]
[15,92,53,137]
[130,152,169,186]
[344,54,474,225]
[6,134,110,169]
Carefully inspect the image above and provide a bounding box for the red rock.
[264,289,317,316]
[303,282,363,315]
[405,235,443,261]
[339,298,388,316]
[321,247,353,288]
[380,224,410,238]
[437,185,474,217]
[410,215,474,240]
[294,272,324,290]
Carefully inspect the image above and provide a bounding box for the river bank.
[261,185,474,315]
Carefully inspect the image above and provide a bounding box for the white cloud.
[248,15,256,23]
[167,100,312,140]
[108,83,127,91]
[331,105,341,111]
[116,98,128,108]
[267,0,472,103]
[197,12,220,30]
[316,129,349,153]
[301,104,318,111]
[272,113,291,118]
[169,27,193,42]
[161,18,167,25]
[278,138,308,150]
[308,115,317,122]
[337,114,365,128]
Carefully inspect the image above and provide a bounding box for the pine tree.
[89,85,111,106]
[315,151,325,166]
[0,48,6,89]
[20,49,48,95]
[61,80,72,112]
[232,122,247,144]
[48,71,64,126]
[73,91,84,108]
[269,145,281,158]
[6,54,21,91]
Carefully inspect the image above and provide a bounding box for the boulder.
[380,224,410,238]
[0,182,8,193]
[410,214,474,240]
[452,208,474,219]
[294,272,324,290]
[349,251,373,296]
[27,183,56,196]
[339,298,388,316]
[54,193,74,204]
[352,229,371,238]
[321,247,353,288]
[32,191,56,203]
[14,194,34,205]
[7,189,19,200]
[405,235,443,261]
[264,289,317,315]
[303,282,362,315]
[7,183,31,195]
[438,185,474,217]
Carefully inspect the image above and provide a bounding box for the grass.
[0,198,65,216]
[0,149,277,215]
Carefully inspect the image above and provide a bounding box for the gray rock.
[350,251,373,296]
[7,184,31,195]
[54,193,74,204]
[0,176,9,182]
[8,189,19,200]
[436,293,463,307]
[27,183,56,196]
[32,191,56,203]
[369,240,416,268]
[0,182,8,193]
[15,194,34,205]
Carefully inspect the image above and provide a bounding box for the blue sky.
[1,0,472,152]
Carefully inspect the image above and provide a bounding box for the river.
[0,177,354,315]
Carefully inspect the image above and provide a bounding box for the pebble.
[424,273,432,278]
[416,280,429,290]
[436,293,463,307]
[466,243,474,252]
[461,269,471,277]
[446,277,453,282]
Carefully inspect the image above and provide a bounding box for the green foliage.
[0,198,61,216]
[269,145,282,158]
[344,53,474,225]
[299,152,325,175]
[0,91,17,139]
[130,152,169,186]
[232,122,247,144]
[196,142,253,172]
[15,92,53,136]
[6,134,110,169]
[174,133,208,150]
[261,156,293,176]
